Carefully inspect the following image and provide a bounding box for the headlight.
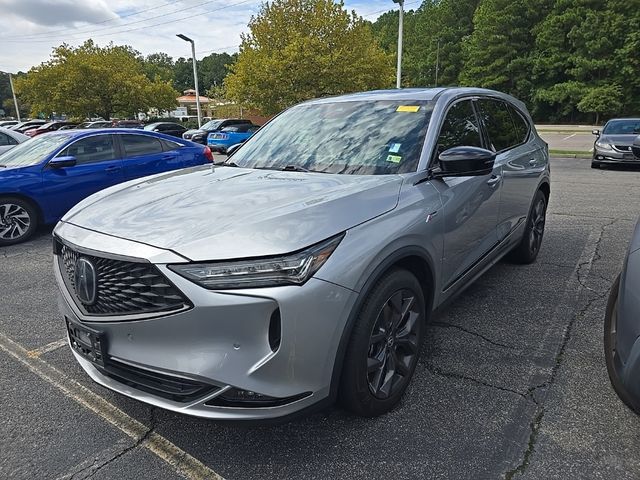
[168,234,344,289]
[595,141,613,151]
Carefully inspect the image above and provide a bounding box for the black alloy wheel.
[508,189,547,264]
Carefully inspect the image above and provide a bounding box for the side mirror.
[49,155,77,168]
[226,143,242,157]
[592,129,600,136]
[436,146,496,177]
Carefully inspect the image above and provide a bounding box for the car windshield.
[603,120,640,135]
[201,120,223,130]
[143,124,159,130]
[231,100,433,175]
[0,133,71,167]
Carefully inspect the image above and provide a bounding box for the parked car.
[111,120,143,129]
[77,121,112,129]
[592,118,640,168]
[10,119,47,133]
[0,120,19,128]
[0,127,29,154]
[144,122,187,138]
[26,121,77,137]
[0,129,213,245]
[53,88,550,421]
[207,124,260,153]
[604,217,640,414]
[183,118,253,145]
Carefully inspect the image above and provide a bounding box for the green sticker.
[386,154,402,164]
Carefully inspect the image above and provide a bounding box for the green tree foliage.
[225,0,394,114]
[172,53,236,94]
[16,40,178,119]
[142,52,175,83]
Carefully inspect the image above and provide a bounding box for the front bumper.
[54,222,357,420]
[593,147,639,164]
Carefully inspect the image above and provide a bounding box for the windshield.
[0,134,71,167]
[603,120,640,135]
[231,100,433,175]
[201,120,223,131]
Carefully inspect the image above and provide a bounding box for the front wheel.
[339,269,426,417]
[508,189,547,264]
[0,197,38,246]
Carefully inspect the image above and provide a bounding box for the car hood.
[183,129,207,137]
[63,166,403,261]
[600,134,639,145]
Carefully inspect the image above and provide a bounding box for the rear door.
[42,134,124,218]
[119,133,184,180]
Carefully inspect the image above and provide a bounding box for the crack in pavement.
[430,321,517,350]
[68,408,158,480]
[504,219,616,479]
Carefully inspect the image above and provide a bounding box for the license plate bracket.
[66,318,107,367]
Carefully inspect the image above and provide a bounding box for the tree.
[15,40,179,119]
[225,0,394,114]
[142,52,175,83]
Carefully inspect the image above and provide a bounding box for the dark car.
[182,118,253,145]
[592,118,640,168]
[0,129,214,245]
[77,121,112,129]
[144,122,187,138]
[605,217,640,414]
[111,120,143,129]
[26,121,77,137]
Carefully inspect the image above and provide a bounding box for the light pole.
[3,72,21,121]
[176,34,202,128]
[393,0,404,89]
[435,38,440,87]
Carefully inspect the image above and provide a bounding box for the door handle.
[487,174,502,187]
[104,165,121,173]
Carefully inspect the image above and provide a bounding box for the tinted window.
[222,126,240,133]
[477,99,520,152]
[60,135,116,164]
[508,106,530,143]
[122,135,163,157]
[0,132,17,146]
[436,100,483,154]
[160,139,182,151]
[602,120,640,135]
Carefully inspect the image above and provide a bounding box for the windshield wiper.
[0,165,6,168]
[213,160,239,167]
[281,165,309,172]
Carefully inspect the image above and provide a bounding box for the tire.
[0,197,39,246]
[591,162,601,169]
[604,274,640,414]
[339,269,426,417]
[508,189,547,264]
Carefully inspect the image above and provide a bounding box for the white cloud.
[0,0,118,27]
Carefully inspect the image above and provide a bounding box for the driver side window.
[435,100,483,155]
[58,135,116,165]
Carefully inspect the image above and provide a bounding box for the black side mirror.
[436,146,496,177]
[226,143,242,157]
[592,129,600,136]
[49,155,77,168]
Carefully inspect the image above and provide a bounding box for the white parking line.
[562,133,577,141]
[0,333,224,480]
[27,337,68,358]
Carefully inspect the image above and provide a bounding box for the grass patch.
[549,149,592,158]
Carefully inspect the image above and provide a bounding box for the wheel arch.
[329,246,436,401]
[538,180,550,204]
[0,192,44,225]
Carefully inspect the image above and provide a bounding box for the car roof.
[45,128,179,138]
[605,118,640,122]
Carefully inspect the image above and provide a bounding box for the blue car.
[207,124,260,153]
[0,129,213,245]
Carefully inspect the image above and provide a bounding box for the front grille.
[57,240,189,316]
[97,359,219,403]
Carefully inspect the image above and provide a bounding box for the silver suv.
[54,88,550,420]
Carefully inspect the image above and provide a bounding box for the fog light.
[205,388,311,408]
[596,155,604,160]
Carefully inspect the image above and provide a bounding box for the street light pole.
[176,34,202,128]
[435,38,440,87]
[8,73,20,122]
[393,0,404,89]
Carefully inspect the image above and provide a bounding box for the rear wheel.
[0,197,38,246]
[508,189,547,264]
[339,269,426,417]
[604,275,640,414]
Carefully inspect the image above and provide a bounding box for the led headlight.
[169,234,344,289]
[595,141,613,151]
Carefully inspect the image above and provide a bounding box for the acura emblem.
[74,257,97,305]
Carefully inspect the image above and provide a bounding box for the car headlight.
[168,234,344,289]
[595,141,613,151]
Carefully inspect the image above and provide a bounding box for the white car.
[0,127,29,154]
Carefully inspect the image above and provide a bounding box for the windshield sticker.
[396,105,420,113]
[386,154,402,164]
[389,143,401,153]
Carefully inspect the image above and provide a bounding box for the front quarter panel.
[617,219,640,363]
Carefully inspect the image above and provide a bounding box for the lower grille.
[615,145,631,152]
[97,359,219,403]
[633,146,640,159]
[56,239,189,317]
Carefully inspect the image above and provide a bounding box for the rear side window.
[122,135,163,157]
[477,99,520,152]
[160,139,182,151]
[0,132,17,146]
[508,106,530,144]
[435,100,483,154]
[60,135,116,164]
[222,126,240,133]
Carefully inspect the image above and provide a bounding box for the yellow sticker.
[396,105,420,112]
[386,154,402,164]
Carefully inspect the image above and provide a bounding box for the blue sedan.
[0,129,213,245]
[207,124,260,153]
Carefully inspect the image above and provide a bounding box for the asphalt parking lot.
[2,158,640,480]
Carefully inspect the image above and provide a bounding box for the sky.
[0,0,418,73]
